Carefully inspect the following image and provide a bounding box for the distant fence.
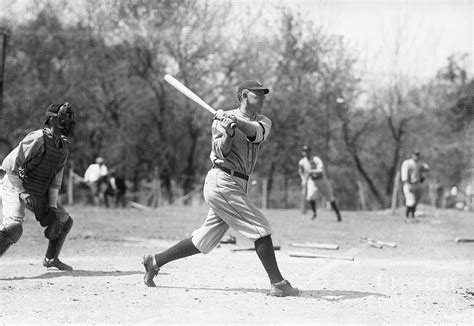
[62,168,472,212]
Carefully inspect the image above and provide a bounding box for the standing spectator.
[298,146,342,221]
[400,150,430,222]
[84,157,108,206]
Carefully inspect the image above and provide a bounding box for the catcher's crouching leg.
[0,223,23,256]
[43,216,73,271]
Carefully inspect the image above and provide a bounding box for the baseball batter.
[298,146,342,221]
[401,150,430,221]
[0,103,75,270]
[142,80,299,297]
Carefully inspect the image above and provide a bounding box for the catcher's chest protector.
[21,132,68,196]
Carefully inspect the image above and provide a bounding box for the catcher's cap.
[302,145,311,151]
[237,80,269,94]
[413,149,421,156]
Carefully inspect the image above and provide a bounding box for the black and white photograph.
[0,0,472,324]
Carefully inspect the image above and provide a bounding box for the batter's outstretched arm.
[214,110,271,143]
[235,115,272,143]
[232,116,258,139]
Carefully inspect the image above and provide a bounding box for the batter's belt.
[213,165,249,181]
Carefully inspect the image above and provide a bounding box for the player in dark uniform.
[0,103,75,270]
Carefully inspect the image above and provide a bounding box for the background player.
[0,103,75,270]
[298,145,342,221]
[84,157,109,206]
[142,80,299,297]
[400,149,430,222]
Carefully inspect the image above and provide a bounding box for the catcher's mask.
[45,102,75,136]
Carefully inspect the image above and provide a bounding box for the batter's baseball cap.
[237,80,270,94]
[302,145,311,151]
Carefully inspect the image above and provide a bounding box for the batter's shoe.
[269,279,300,297]
[142,254,160,287]
[42,257,73,271]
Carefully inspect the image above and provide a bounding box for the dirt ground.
[0,203,473,324]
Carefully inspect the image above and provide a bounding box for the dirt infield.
[1,204,472,324]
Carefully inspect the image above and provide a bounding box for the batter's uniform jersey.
[1,129,69,226]
[192,108,272,254]
[401,158,429,206]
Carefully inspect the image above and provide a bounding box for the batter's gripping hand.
[214,110,236,130]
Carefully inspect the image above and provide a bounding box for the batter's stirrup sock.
[330,200,342,221]
[405,206,410,218]
[255,235,283,284]
[154,237,200,268]
[309,200,317,215]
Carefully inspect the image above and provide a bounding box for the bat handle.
[214,116,237,130]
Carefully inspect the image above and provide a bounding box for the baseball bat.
[290,243,339,250]
[164,74,235,129]
[360,237,397,248]
[455,237,474,243]
[232,245,280,252]
[289,251,354,261]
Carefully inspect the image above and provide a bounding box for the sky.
[1,0,473,81]
[222,0,474,81]
[298,0,473,80]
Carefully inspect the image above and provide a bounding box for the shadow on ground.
[0,269,144,281]
[148,285,389,301]
[300,289,390,301]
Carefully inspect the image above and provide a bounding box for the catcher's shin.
[44,209,72,240]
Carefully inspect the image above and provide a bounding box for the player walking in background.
[84,156,108,206]
[298,145,342,221]
[0,103,75,270]
[104,170,127,208]
[401,150,430,222]
[142,80,299,297]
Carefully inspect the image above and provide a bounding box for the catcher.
[298,145,342,221]
[0,103,75,270]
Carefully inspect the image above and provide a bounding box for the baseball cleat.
[142,255,160,287]
[269,279,300,297]
[42,257,73,271]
